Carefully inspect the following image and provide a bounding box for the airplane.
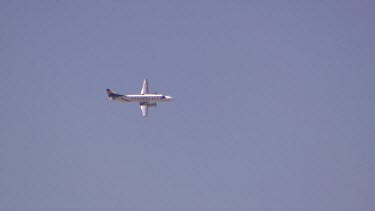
[106,79,173,117]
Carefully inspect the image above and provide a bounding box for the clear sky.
[1,1,374,210]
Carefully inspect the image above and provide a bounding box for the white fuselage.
[111,94,173,103]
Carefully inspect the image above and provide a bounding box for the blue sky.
[1,1,374,210]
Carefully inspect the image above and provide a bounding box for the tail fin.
[106,89,116,97]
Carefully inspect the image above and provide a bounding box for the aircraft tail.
[106,89,116,97]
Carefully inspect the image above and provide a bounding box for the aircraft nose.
[166,96,173,100]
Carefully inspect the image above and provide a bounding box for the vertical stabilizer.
[106,89,116,97]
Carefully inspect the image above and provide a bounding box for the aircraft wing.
[141,79,148,94]
[140,103,148,117]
